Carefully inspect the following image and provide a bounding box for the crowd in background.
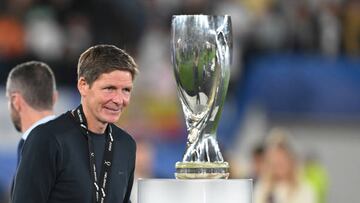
[1,0,359,85]
[0,0,359,202]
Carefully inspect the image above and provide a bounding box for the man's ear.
[10,92,22,112]
[77,77,89,97]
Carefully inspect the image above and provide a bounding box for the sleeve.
[123,139,136,203]
[12,125,61,203]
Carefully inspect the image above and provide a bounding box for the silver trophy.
[171,15,232,179]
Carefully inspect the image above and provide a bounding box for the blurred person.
[0,16,25,59]
[24,7,66,61]
[342,0,360,55]
[254,128,316,203]
[12,44,138,203]
[291,2,318,51]
[6,61,57,165]
[251,1,289,51]
[6,61,57,200]
[241,0,274,17]
[318,1,341,56]
[88,0,145,53]
[64,13,92,60]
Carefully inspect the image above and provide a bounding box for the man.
[6,61,57,165]
[12,45,138,203]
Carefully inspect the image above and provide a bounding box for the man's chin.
[12,119,22,132]
[103,115,121,124]
[14,124,22,132]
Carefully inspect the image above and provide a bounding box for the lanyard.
[72,105,114,203]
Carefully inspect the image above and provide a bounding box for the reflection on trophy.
[171,15,232,179]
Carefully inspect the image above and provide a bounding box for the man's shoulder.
[42,111,73,127]
[110,124,136,147]
[29,111,75,138]
[24,112,71,148]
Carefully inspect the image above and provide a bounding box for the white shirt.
[22,115,56,141]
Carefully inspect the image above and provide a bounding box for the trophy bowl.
[171,15,232,179]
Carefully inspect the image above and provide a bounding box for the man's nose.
[112,92,123,104]
[112,91,129,105]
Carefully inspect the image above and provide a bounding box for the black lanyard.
[72,105,114,203]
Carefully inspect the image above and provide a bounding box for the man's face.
[7,92,22,132]
[80,70,133,125]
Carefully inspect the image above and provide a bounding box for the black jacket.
[12,111,136,203]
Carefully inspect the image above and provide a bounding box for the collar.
[22,115,56,140]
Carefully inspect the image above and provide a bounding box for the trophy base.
[175,161,229,179]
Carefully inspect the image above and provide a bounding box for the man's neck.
[81,104,107,134]
[21,110,54,133]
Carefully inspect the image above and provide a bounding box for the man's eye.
[124,88,131,93]
[104,87,115,91]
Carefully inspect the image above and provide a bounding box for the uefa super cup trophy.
[171,15,232,179]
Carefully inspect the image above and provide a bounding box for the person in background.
[6,61,57,202]
[254,128,316,203]
[6,61,57,166]
[12,44,138,203]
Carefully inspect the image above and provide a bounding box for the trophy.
[171,15,232,179]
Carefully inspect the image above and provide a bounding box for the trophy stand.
[175,135,230,179]
[171,15,232,179]
[138,179,253,203]
[175,161,229,179]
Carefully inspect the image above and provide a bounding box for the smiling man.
[12,45,138,203]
